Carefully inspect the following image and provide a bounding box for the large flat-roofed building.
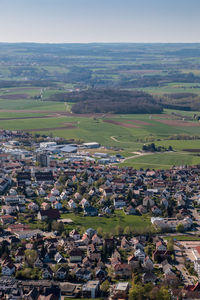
[40,142,57,149]
[82,280,100,298]
[83,142,100,149]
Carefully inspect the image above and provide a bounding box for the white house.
[134,249,145,262]
[68,199,77,209]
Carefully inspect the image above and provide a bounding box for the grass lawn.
[165,235,200,241]
[0,99,66,111]
[119,152,200,170]
[61,210,151,233]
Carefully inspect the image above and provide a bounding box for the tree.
[129,284,146,300]
[100,280,110,294]
[127,189,133,201]
[52,220,64,233]
[167,237,174,252]
[97,227,103,237]
[115,225,124,236]
[176,223,185,233]
[124,226,131,236]
[25,249,38,267]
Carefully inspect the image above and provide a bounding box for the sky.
[0,0,199,43]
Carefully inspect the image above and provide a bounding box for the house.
[128,255,140,270]
[28,202,39,211]
[42,266,53,279]
[41,202,51,211]
[1,214,15,225]
[95,268,107,281]
[85,228,97,239]
[52,201,62,210]
[1,260,15,276]
[164,268,179,285]
[87,244,101,261]
[82,280,100,299]
[15,247,25,262]
[125,205,136,215]
[151,206,162,215]
[142,272,157,284]
[80,198,90,208]
[74,267,92,281]
[113,198,126,209]
[55,266,67,280]
[34,257,43,268]
[69,248,83,263]
[134,249,145,262]
[1,205,16,215]
[111,282,129,300]
[121,237,131,249]
[60,191,68,201]
[114,263,132,279]
[70,229,80,241]
[60,282,82,298]
[81,234,90,246]
[68,199,77,210]
[84,206,98,216]
[143,196,155,207]
[55,252,65,264]
[91,234,102,245]
[136,205,147,215]
[156,241,167,251]
[37,209,60,221]
[143,256,154,271]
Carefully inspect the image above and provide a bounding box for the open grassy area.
[119,152,200,170]
[61,210,151,233]
[165,235,200,241]
[0,99,66,111]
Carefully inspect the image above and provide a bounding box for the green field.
[0,99,66,111]
[119,152,200,170]
[61,211,151,233]
[165,235,200,241]
[0,100,200,169]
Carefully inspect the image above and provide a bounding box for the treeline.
[118,72,200,88]
[68,89,163,114]
[142,143,173,152]
[0,80,57,89]
[160,92,200,111]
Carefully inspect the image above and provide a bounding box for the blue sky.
[0,0,199,43]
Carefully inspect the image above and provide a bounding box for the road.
[174,244,196,285]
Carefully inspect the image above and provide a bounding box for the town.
[0,129,200,299]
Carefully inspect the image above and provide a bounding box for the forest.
[69,90,163,114]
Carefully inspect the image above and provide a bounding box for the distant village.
[0,130,200,299]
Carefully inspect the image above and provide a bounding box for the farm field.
[0,101,200,169]
[60,211,151,233]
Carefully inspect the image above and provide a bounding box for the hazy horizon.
[0,0,200,43]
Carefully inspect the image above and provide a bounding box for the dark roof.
[69,248,83,256]
[39,209,60,220]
